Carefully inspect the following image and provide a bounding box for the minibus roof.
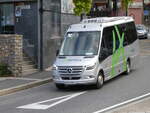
[67,16,134,32]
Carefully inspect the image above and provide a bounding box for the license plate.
[65,81,76,85]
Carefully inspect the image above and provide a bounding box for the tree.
[121,0,133,16]
[73,0,92,20]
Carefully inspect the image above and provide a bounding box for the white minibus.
[52,17,139,89]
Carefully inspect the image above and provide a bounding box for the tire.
[95,72,104,89]
[55,84,65,89]
[125,61,131,75]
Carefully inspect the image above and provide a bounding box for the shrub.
[0,63,12,76]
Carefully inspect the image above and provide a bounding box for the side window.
[103,27,113,55]
[117,24,128,47]
[123,33,128,46]
[113,25,120,50]
[99,27,113,61]
[126,22,137,44]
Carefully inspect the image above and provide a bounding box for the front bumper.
[53,78,97,85]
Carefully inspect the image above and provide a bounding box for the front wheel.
[95,72,104,89]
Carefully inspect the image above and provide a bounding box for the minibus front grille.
[58,66,83,76]
[61,77,81,80]
[59,71,82,74]
[60,74,80,76]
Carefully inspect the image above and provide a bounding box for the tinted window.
[99,27,113,61]
[113,25,120,50]
[126,22,137,44]
[103,27,113,55]
[117,24,128,47]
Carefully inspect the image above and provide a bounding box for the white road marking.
[17,91,86,110]
[0,77,40,81]
[93,92,150,113]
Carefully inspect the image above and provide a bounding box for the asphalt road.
[0,39,150,113]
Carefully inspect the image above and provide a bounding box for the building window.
[144,3,150,24]
[0,4,14,34]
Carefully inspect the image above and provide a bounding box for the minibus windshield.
[59,31,100,56]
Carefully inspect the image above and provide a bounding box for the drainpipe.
[38,0,43,70]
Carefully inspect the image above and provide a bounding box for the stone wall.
[0,35,23,76]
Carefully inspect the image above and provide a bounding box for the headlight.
[52,65,58,70]
[86,63,96,70]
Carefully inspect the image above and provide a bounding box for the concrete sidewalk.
[109,96,150,113]
[0,71,52,96]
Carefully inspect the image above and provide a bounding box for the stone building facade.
[0,0,80,71]
[41,0,80,69]
[0,35,23,76]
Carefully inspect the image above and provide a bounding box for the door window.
[103,27,113,55]
[99,27,113,61]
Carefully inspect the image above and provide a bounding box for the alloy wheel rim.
[127,63,130,73]
[98,75,103,85]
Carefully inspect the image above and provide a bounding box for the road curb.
[0,78,53,96]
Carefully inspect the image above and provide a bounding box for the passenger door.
[99,27,114,79]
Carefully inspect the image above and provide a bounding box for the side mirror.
[56,50,59,56]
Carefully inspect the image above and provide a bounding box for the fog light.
[89,75,95,78]
[85,75,95,79]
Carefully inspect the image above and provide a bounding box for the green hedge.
[0,63,12,76]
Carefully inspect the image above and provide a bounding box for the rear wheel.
[125,61,131,75]
[95,72,104,89]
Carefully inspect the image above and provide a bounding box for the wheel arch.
[127,57,131,66]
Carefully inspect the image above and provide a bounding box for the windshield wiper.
[84,55,95,58]
[58,56,66,59]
